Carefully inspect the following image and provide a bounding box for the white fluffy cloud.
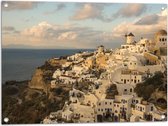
[57,31,78,41]
[72,4,102,20]
[3,21,117,48]
[111,8,167,38]
[71,3,111,22]
[22,22,53,38]
[22,22,79,42]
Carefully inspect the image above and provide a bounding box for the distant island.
[2,30,167,124]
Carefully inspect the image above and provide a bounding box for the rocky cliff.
[28,69,49,93]
[28,58,66,93]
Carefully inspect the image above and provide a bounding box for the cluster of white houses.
[43,30,167,123]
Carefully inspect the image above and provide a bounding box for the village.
[42,30,167,123]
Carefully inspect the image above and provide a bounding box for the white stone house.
[61,109,73,121]
[96,99,114,117]
[154,30,167,48]
[120,69,145,85]
[69,88,85,104]
[125,56,142,70]
[67,53,82,61]
[52,69,63,79]
[59,75,77,84]
[131,101,155,121]
[113,95,133,120]
[132,97,143,105]
[115,84,135,95]
[72,65,85,75]
[70,104,95,123]
[51,80,57,88]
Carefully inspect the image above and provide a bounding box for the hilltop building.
[125,33,135,45]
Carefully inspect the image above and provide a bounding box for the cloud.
[57,32,78,41]
[22,22,53,38]
[135,8,167,25]
[2,26,15,31]
[113,4,147,18]
[2,1,38,11]
[2,26,20,34]
[43,3,66,15]
[111,9,167,39]
[4,8,166,49]
[3,21,116,49]
[71,3,111,22]
[134,14,159,25]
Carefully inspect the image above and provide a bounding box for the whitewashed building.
[120,69,145,84]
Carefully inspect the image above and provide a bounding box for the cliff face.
[28,58,65,92]
[28,69,48,92]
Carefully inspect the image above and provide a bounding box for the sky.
[1,1,167,49]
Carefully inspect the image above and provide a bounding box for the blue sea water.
[1,49,94,84]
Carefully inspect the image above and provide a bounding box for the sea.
[1,49,95,84]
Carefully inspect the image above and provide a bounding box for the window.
[101,109,103,111]
[127,79,129,82]
[130,63,132,65]
[151,106,153,111]
[160,38,162,41]
[98,109,100,111]
[114,104,116,107]
[165,38,167,41]
[162,38,164,41]
[140,107,142,111]
[131,79,133,82]
[121,79,123,81]
[138,80,140,82]
[135,63,136,65]
[99,103,101,106]
[124,89,127,92]
[105,102,107,105]
[130,88,132,92]
[115,110,118,113]
[124,79,126,84]
[110,102,112,105]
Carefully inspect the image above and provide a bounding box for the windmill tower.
[125,32,135,44]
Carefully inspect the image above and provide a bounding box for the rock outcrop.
[28,69,49,93]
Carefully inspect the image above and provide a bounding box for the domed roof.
[155,29,167,36]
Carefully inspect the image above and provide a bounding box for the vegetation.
[135,71,166,100]
[106,84,118,99]
[2,81,71,124]
[74,81,93,93]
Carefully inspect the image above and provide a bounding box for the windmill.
[121,32,128,44]
[121,26,128,44]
